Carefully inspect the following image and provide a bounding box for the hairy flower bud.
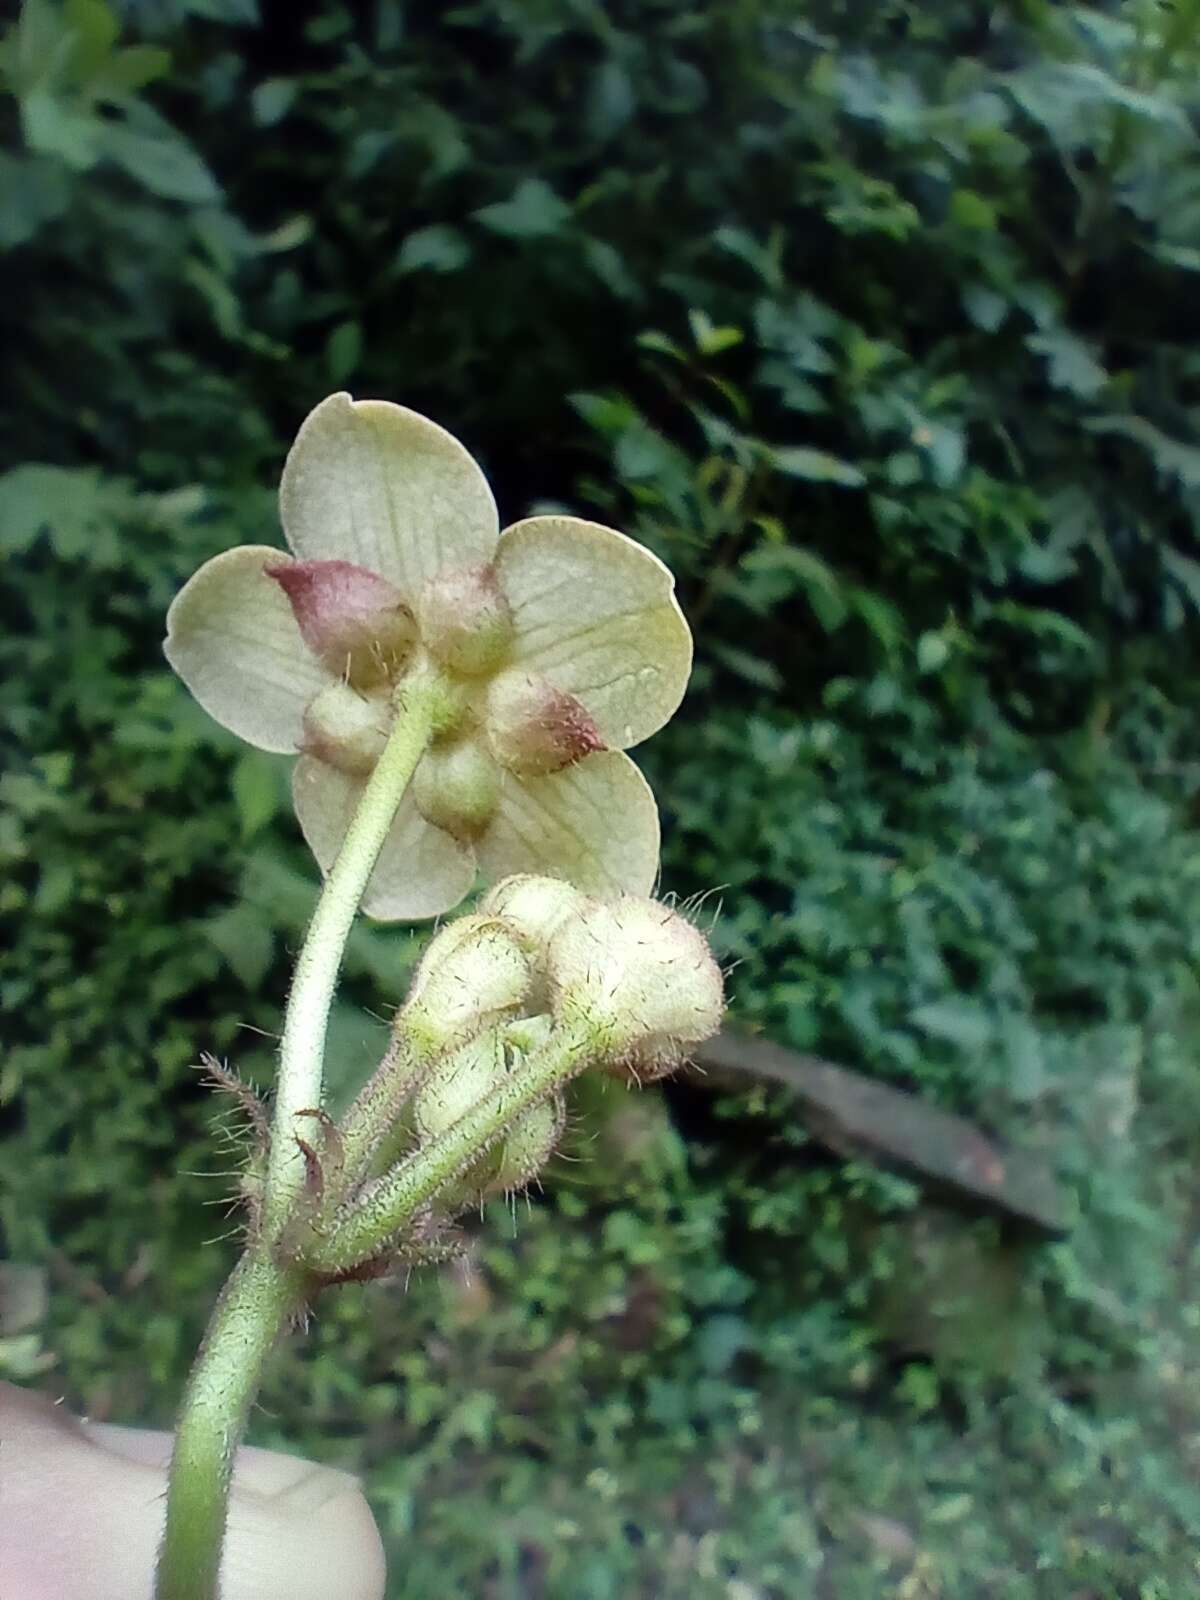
[412,1030,503,1141]
[547,897,724,1069]
[412,738,500,842]
[480,875,591,1010]
[491,1093,563,1191]
[267,558,416,689]
[503,1012,553,1057]
[400,915,531,1053]
[416,562,514,678]
[485,669,606,775]
[480,875,589,956]
[413,1030,563,1199]
[301,683,391,775]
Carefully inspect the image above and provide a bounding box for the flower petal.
[164,546,331,752]
[476,750,660,898]
[279,393,500,596]
[494,516,692,749]
[292,756,476,920]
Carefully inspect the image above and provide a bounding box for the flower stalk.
[262,672,446,1238]
[307,1017,596,1277]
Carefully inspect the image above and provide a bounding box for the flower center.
[416,563,515,679]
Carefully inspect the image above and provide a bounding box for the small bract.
[164,394,693,918]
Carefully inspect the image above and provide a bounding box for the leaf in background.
[634,330,688,362]
[916,632,950,674]
[21,90,100,169]
[0,152,71,246]
[987,602,1096,654]
[1161,547,1200,614]
[202,903,275,991]
[251,78,298,127]
[998,1010,1047,1103]
[688,309,743,356]
[918,423,965,488]
[740,543,848,631]
[322,1002,390,1115]
[614,421,686,482]
[582,237,639,300]
[180,0,260,21]
[1028,330,1107,400]
[99,112,220,202]
[325,319,362,383]
[708,644,783,692]
[396,224,471,274]
[474,178,570,239]
[231,751,282,840]
[0,465,115,556]
[911,998,993,1052]
[569,391,639,434]
[1086,415,1200,491]
[586,59,635,141]
[771,446,865,487]
[962,284,1007,332]
[713,224,784,289]
[852,591,906,657]
[98,45,172,96]
[1007,61,1190,148]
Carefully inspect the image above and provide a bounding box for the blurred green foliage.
[5,0,1200,1593]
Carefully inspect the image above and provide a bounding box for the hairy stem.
[334,1034,423,1188]
[158,676,443,1600]
[261,676,441,1238]
[310,1018,596,1274]
[155,1255,305,1600]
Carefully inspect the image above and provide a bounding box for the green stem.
[310,1018,596,1274]
[158,675,443,1600]
[334,1033,426,1189]
[261,677,440,1239]
[155,1254,305,1600]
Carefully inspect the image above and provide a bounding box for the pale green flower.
[164,393,692,919]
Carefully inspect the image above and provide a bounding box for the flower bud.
[302,683,391,775]
[400,914,531,1053]
[412,737,500,843]
[481,875,592,1011]
[413,1030,564,1199]
[480,875,590,957]
[547,897,724,1068]
[502,1012,553,1057]
[413,1030,505,1143]
[416,562,514,678]
[485,669,606,776]
[599,1039,689,1086]
[268,558,416,689]
[490,1093,563,1192]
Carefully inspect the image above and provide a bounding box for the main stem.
[156,682,438,1600]
[155,1255,303,1600]
[261,678,440,1239]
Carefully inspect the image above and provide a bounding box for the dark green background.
[4,1,1200,1594]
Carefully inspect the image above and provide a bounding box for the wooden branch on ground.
[688,1031,1069,1237]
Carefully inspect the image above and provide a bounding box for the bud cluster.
[376,876,723,1214]
[276,875,724,1286]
